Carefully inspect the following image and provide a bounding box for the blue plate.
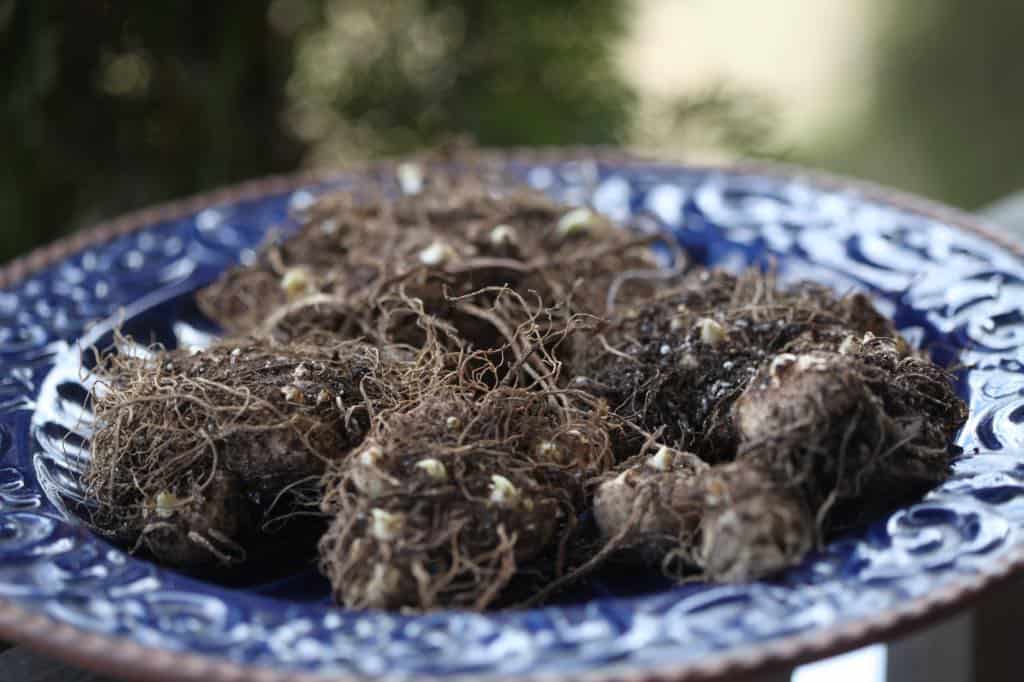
[2,153,1023,681]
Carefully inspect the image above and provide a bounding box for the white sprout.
[696,317,726,346]
[281,267,313,300]
[489,475,520,506]
[415,458,448,482]
[647,445,675,472]
[556,207,597,238]
[397,162,424,195]
[370,509,404,542]
[489,224,517,246]
[281,385,304,403]
[154,491,181,519]
[418,240,456,267]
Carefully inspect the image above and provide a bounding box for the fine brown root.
[568,267,903,462]
[318,361,617,611]
[86,335,401,572]
[197,172,678,354]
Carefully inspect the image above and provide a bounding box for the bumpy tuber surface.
[86,335,403,571]
[318,355,617,610]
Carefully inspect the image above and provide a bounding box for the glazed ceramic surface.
[2,157,1021,679]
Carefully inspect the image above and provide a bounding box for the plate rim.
[1,147,1019,682]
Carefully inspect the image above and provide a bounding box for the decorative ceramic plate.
[1,151,1023,682]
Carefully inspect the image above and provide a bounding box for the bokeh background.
[2,0,1019,264]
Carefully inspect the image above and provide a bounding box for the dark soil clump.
[568,268,902,462]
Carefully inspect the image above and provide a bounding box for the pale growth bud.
[359,444,384,468]
[281,385,304,403]
[353,443,392,497]
[769,353,798,378]
[370,509,404,542]
[647,446,674,471]
[696,317,726,346]
[396,162,423,195]
[281,267,313,300]
[536,441,561,461]
[418,240,456,267]
[838,335,859,355]
[154,491,181,518]
[415,458,448,482]
[556,207,612,238]
[489,224,517,246]
[489,475,520,506]
[445,416,462,431]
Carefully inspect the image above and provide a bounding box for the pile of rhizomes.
[85,161,966,610]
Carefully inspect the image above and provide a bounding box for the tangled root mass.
[86,161,967,607]
[86,335,400,571]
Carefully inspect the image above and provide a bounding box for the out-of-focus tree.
[7,0,1021,265]
[632,83,784,162]
[0,2,306,261]
[283,0,636,164]
[808,0,1024,209]
[0,0,638,263]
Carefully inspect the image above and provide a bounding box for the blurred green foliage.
[662,83,783,159]
[3,0,1022,266]
[1,2,304,262]
[0,0,635,263]
[809,0,1024,209]
[284,0,635,161]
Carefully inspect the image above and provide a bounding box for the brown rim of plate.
[0,148,1020,682]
